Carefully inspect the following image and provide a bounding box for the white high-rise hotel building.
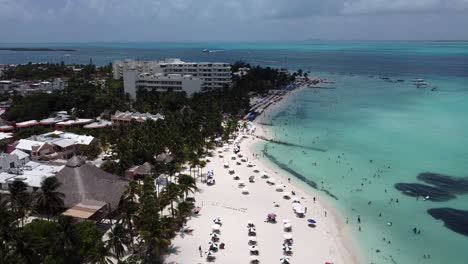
[113,58,231,99]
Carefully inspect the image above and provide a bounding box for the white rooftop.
[10,149,29,160]
[34,131,94,146]
[1,161,64,188]
[0,132,13,141]
[15,139,45,152]
[83,120,112,129]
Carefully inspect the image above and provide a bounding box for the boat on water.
[64,54,71,57]
[202,49,209,52]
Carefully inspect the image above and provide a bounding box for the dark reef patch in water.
[427,208,468,236]
[262,151,338,200]
[257,135,326,152]
[417,172,468,194]
[394,172,468,202]
[394,183,456,202]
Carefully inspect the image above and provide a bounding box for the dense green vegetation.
[2,61,111,80]
[6,77,130,121]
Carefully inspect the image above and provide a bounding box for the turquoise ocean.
[1,41,468,263]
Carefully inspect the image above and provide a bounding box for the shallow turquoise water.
[258,73,468,263]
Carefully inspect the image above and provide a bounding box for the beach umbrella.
[291,197,300,203]
[249,246,258,252]
[292,203,302,210]
[212,224,221,231]
[268,213,277,219]
[280,257,290,264]
[283,219,290,224]
[284,223,292,229]
[242,187,249,194]
[250,256,259,261]
[248,237,257,242]
[224,162,229,168]
[238,153,243,157]
[247,220,255,226]
[262,171,269,178]
[296,209,305,215]
[238,180,245,187]
[282,192,291,198]
[231,154,237,159]
[253,169,260,173]
[267,178,276,184]
[283,233,293,240]
[248,227,256,233]
[307,219,316,224]
[210,233,220,239]
[208,241,219,247]
[233,174,240,180]
[283,245,292,252]
[275,184,284,191]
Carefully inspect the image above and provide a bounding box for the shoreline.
[248,85,362,263]
[165,83,362,264]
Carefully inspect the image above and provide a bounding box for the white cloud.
[0,0,468,41]
[342,0,468,14]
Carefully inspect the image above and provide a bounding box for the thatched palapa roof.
[56,156,128,211]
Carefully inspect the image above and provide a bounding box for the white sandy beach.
[165,88,360,264]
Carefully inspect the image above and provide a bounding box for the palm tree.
[117,199,139,253]
[9,180,32,226]
[35,177,64,220]
[162,183,181,218]
[122,181,140,203]
[138,217,171,263]
[106,223,130,262]
[52,216,77,260]
[90,242,113,264]
[177,174,197,200]
[0,195,16,263]
[175,201,194,224]
[198,160,207,180]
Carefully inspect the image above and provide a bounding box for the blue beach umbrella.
[307,219,316,224]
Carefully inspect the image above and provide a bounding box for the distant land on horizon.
[0,47,75,52]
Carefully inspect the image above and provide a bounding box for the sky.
[1,0,468,42]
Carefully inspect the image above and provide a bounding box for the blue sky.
[1,0,468,42]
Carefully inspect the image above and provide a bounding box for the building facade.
[123,71,204,99]
[114,58,231,99]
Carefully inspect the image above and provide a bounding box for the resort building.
[0,160,64,192]
[123,71,204,99]
[12,131,94,160]
[114,58,232,99]
[111,111,164,124]
[83,120,113,129]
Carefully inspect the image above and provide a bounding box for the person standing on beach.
[199,246,202,257]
